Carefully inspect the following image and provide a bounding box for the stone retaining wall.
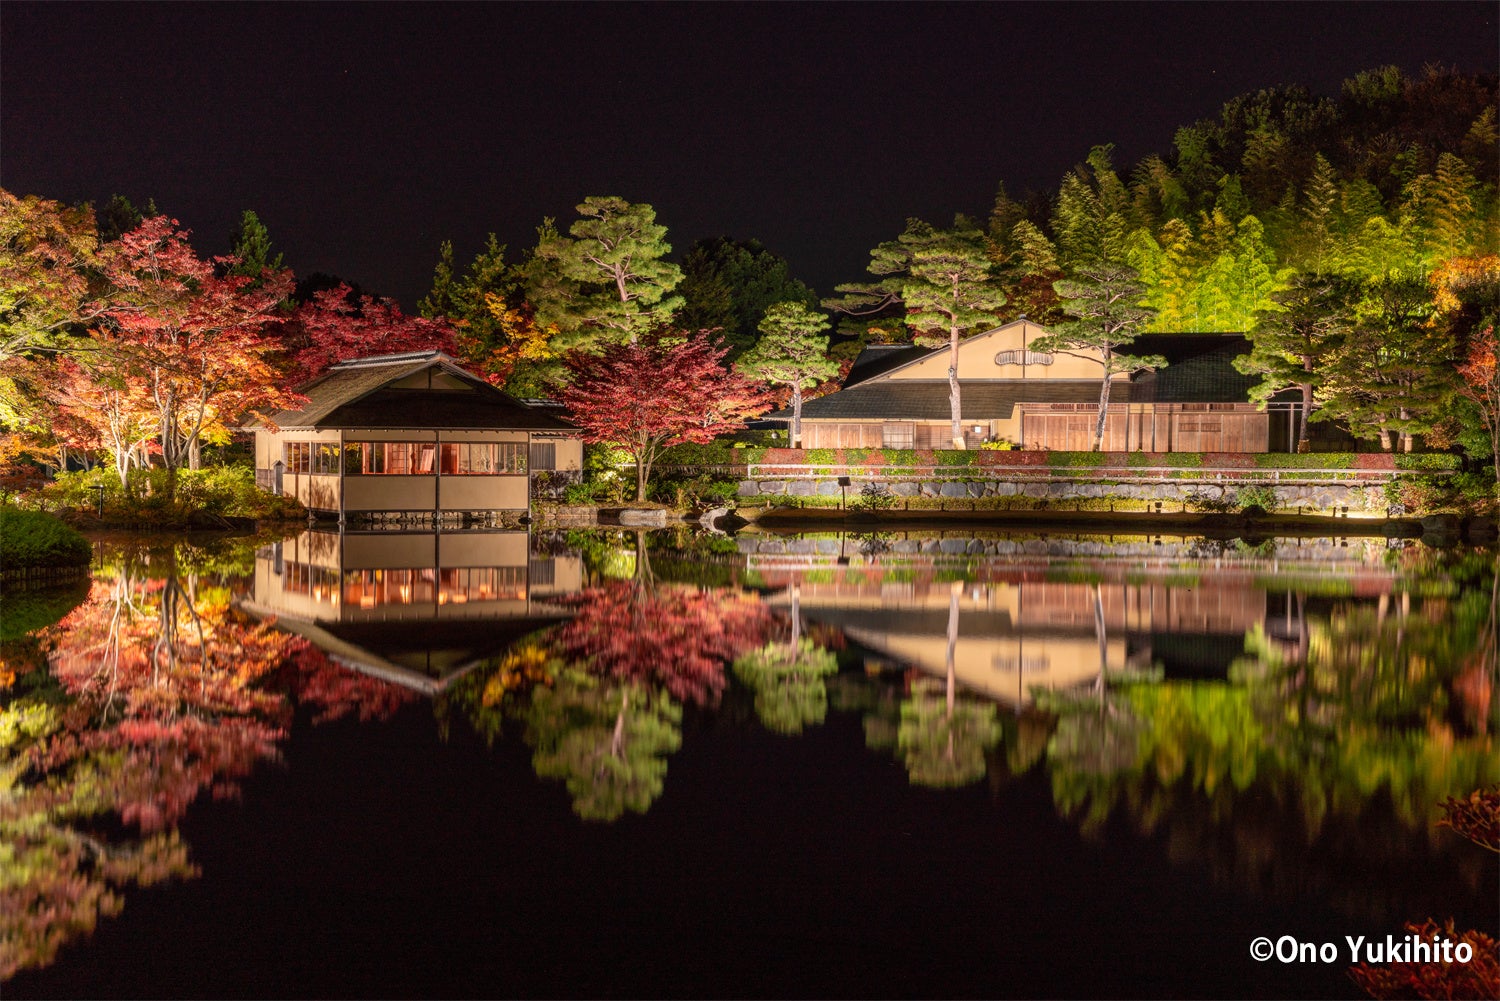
[736,476,1389,514]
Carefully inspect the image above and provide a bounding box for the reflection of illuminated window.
[991,655,1050,673]
[341,566,527,607]
[282,561,341,605]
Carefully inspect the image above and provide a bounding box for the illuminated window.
[994,350,1053,366]
[282,441,311,473]
[438,442,527,474]
[529,442,556,470]
[882,422,914,448]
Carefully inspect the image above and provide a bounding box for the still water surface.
[3,528,1496,998]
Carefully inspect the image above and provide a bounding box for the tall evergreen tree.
[1298,154,1340,274]
[1317,273,1450,451]
[1053,145,1131,267]
[530,196,684,350]
[226,210,283,280]
[1031,263,1162,451]
[1234,274,1357,451]
[676,238,816,357]
[418,233,515,357]
[902,229,1007,448]
[736,302,838,448]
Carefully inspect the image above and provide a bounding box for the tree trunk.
[791,385,803,449]
[635,457,646,502]
[945,582,960,717]
[790,583,801,650]
[1298,354,1314,453]
[610,687,629,759]
[1093,358,1113,452]
[948,327,964,449]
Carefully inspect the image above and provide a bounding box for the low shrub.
[32,465,305,526]
[851,482,896,511]
[1235,485,1278,512]
[1393,452,1462,471]
[1253,452,1356,469]
[1046,451,1111,468]
[0,506,91,571]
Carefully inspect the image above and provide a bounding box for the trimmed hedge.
[1253,452,1358,469]
[1046,451,1112,468]
[1394,453,1462,471]
[1,506,91,572]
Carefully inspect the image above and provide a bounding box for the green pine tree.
[736,302,838,448]
[1032,263,1163,450]
[901,228,1007,448]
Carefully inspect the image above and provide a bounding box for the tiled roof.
[776,331,1288,421]
[844,344,931,387]
[779,380,1116,421]
[262,354,575,431]
[320,388,576,430]
[1128,335,1258,403]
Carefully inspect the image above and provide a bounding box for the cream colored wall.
[887,320,1127,383]
[551,438,583,471]
[342,475,436,511]
[437,531,529,567]
[440,475,529,511]
[530,555,585,595]
[342,532,443,568]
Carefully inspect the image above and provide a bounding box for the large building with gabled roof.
[780,319,1307,452]
[253,351,581,522]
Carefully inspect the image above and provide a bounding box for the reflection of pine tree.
[732,585,837,736]
[524,670,681,822]
[894,584,1000,788]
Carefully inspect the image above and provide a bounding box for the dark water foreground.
[2,528,1496,999]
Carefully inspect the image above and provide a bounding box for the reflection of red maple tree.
[553,580,770,707]
[285,640,417,725]
[1,563,298,980]
[1348,918,1500,999]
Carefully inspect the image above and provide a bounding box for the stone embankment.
[736,474,1387,514]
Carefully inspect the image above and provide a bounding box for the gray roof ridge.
[328,350,451,370]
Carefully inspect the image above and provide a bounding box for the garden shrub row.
[1,506,91,572]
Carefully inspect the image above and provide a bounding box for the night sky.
[3,2,1495,308]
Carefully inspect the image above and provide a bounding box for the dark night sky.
[3,2,1496,308]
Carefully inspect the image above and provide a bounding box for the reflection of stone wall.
[736,476,1390,514]
[738,535,1389,564]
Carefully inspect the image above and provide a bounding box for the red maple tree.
[280,283,458,385]
[98,217,295,471]
[559,330,771,500]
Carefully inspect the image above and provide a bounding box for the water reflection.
[241,530,585,693]
[1,537,290,979]
[3,528,1496,985]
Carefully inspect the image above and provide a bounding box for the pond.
[2,527,1496,999]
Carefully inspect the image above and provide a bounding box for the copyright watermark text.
[1249,933,1476,964]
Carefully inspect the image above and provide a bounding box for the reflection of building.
[769,576,1274,707]
[240,530,584,693]
[253,352,582,523]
